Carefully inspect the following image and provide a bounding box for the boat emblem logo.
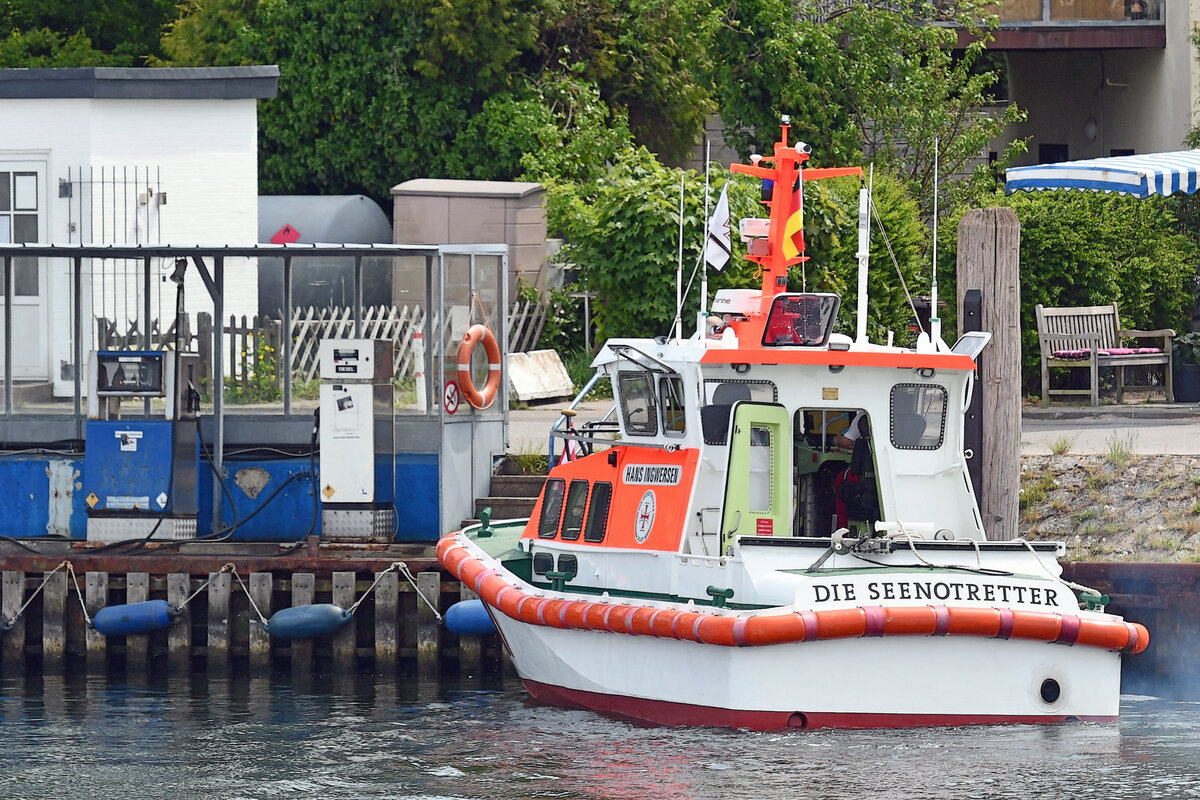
[635,490,656,542]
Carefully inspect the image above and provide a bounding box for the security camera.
[795,141,813,155]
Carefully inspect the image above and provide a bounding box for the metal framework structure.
[0,242,508,532]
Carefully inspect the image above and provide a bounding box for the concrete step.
[489,474,546,498]
[474,496,538,520]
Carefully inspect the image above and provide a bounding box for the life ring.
[457,324,502,409]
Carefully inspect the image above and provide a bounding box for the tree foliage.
[551,149,928,346]
[707,0,1024,221]
[550,149,761,341]
[2,0,176,62]
[0,29,122,67]
[157,0,710,203]
[939,190,1199,390]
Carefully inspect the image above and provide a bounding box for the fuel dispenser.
[318,339,395,541]
[84,350,202,542]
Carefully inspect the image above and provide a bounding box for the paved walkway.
[1020,403,1200,455]
[508,401,1200,457]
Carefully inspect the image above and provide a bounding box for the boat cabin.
[523,289,987,566]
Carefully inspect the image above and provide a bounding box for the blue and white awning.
[1005,150,1200,199]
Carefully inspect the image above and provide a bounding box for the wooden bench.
[1035,303,1174,406]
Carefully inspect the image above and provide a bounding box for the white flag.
[704,184,732,273]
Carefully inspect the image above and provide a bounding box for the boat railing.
[548,370,618,463]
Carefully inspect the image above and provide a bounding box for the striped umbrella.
[1005,150,1200,199]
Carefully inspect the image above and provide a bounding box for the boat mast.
[855,165,873,344]
[730,118,863,316]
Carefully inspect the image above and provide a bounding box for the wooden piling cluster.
[0,554,506,677]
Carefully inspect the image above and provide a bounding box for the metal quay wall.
[0,551,507,677]
[0,243,508,544]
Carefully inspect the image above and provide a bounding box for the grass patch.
[1019,472,1056,521]
[1049,434,1078,456]
[508,442,549,475]
[1105,430,1137,469]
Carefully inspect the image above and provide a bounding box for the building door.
[721,402,792,553]
[0,163,48,379]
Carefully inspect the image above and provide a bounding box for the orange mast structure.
[729,119,862,315]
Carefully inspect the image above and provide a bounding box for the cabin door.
[721,402,792,554]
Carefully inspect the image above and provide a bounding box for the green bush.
[940,190,1200,392]
[550,147,930,346]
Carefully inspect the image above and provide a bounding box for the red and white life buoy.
[456,324,502,410]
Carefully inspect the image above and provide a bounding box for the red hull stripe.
[522,679,1116,731]
[435,537,1150,654]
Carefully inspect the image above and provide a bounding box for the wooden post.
[957,207,1022,541]
[249,572,272,672]
[374,571,399,669]
[85,571,108,673]
[458,585,481,679]
[167,573,191,672]
[207,571,232,672]
[331,571,357,668]
[2,571,25,671]
[416,570,440,677]
[125,573,150,673]
[291,572,315,673]
[42,571,68,671]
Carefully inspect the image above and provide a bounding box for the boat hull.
[493,611,1122,730]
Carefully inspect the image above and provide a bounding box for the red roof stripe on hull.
[522,679,1114,730]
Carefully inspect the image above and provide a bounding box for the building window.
[0,171,40,296]
[1038,144,1069,164]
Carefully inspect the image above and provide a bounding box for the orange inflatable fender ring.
[456,324,502,410]
[436,536,1151,655]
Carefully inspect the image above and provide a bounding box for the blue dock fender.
[265,603,352,639]
[445,598,496,636]
[93,600,180,636]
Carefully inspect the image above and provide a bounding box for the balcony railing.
[991,0,1160,24]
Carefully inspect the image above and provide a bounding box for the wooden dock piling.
[85,571,107,671]
[43,571,67,671]
[248,572,272,671]
[167,573,190,672]
[0,554,507,679]
[291,572,315,673]
[125,572,150,671]
[374,570,399,668]
[2,570,24,670]
[207,571,232,672]
[331,571,356,667]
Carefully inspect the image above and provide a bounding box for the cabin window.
[890,384,947,449]
[660,376,687,435]
[701,380,777,446]
[584,481,613,542]
[748,424,773,512]
[619,372,658,435]
[761,293,840,347]
[561,480,589,540]
[538,478,566,538]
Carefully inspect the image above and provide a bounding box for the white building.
[0,66,278,396]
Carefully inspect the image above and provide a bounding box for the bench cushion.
[1052,347,1163,359]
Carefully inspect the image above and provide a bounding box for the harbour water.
[1,673,1199,799]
